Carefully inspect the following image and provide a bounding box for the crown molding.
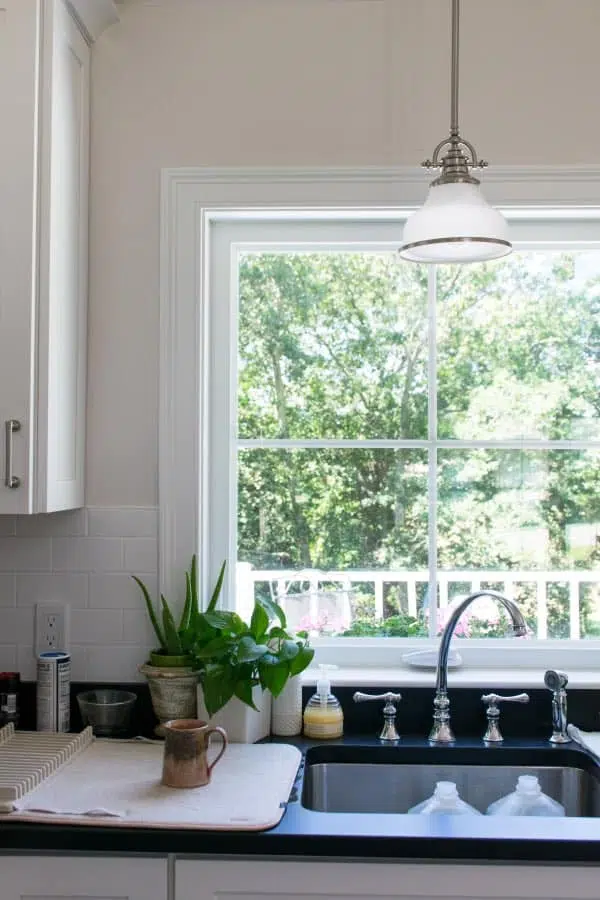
[163,164,600,186]
[66,0,120,43]
[162,165,600,212]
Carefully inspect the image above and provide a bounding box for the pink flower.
[298,612,343,636]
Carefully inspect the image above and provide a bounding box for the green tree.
[236,251,600,638]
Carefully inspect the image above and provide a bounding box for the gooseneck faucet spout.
[430,590,527,744]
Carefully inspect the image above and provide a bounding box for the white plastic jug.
[486,775,565,817]
[407,781,482,816]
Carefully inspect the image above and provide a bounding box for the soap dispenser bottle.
[303,665,344,739]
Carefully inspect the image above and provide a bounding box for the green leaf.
[236,635,269,663]
[161,594,183,655]
[258,652,280,667]
[193,614,218,643]
[203,611,238,631]
[201,664,236,717]
[257,595,287,629]
[179,571,192,633]
[234,679,259,710]
[132,575,165,650]
[193,636,232,659]
[289,644,314,677]
[206,559,227,613]
[258,660,290,698]
[267,626,288,640]
[276,639,300,661]
[250,603,269,640]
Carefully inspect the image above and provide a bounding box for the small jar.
[0,672,20,727]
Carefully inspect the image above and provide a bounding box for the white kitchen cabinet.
[0,0,89,513]
[176,858,600,900]
[1,855,168,900]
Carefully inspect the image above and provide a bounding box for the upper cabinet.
[0,0,90,513]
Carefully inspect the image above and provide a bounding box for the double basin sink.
[301,743,600,817]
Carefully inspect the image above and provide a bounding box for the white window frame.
[159,165,600,672]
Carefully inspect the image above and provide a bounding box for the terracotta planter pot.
[139,662,198,737]
[196,684,271,743]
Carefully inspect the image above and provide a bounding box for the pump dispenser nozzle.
[316,664,337,707]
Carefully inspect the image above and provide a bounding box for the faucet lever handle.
[353,691,402,744]
[481,692,529,743]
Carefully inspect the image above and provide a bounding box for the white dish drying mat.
[9,739,301,832]
[0,722,94,811]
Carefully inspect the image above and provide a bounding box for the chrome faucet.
[430,590,528,744]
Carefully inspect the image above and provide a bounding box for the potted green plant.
[135,556,225,735]
[191,589,314,742]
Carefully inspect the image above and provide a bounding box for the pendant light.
[399,0,512,264]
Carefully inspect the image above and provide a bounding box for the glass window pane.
[238,253,428,440]
[438,450,600,639]
[237,448,428,635]
[437,252,600,441]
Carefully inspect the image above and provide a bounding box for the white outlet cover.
[35,603,70,655]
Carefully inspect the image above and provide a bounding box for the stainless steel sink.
[301,745,600,817]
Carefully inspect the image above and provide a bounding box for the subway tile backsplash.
[0,507,157,683]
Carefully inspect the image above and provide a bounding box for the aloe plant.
[133,556,226,658]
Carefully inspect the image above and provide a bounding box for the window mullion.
[427,265,438,639]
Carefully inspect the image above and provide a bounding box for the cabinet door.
[36,0,89,511]
[1,855,168,900]
[0,0,88,513]
[0,1,39,513]
[175,859,600,900]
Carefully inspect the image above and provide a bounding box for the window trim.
[159,164,600,671]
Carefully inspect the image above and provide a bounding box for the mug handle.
[206,726,228,775]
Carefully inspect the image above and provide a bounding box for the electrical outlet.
[35,603,69,654]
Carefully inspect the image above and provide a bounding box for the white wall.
[87,0,600,508]
[4,0,600,679]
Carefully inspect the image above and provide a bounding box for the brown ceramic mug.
[161,718,228,788]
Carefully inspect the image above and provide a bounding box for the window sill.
[301,667,600,690]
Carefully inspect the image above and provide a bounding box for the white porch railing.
[236,563,600,639]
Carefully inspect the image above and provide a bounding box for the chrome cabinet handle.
[4,419,21,489]
[481,692,529,743]
[353,691,402,743]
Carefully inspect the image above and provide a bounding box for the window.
[160,168,600,670]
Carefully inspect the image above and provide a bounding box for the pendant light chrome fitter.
[399,0,512,264]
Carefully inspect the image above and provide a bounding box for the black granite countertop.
[2,734,600,863]
[4,680,600,862]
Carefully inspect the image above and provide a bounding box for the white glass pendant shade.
[399,182,512,263]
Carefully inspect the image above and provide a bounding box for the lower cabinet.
[1,855,168,900]
[5,852,600,900]
[175,859,600,900]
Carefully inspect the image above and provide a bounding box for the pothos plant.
[190,582,314,717]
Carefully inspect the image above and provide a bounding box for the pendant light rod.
[422,0,486,183]
[398,0,512,263]
[450,0,460,137]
